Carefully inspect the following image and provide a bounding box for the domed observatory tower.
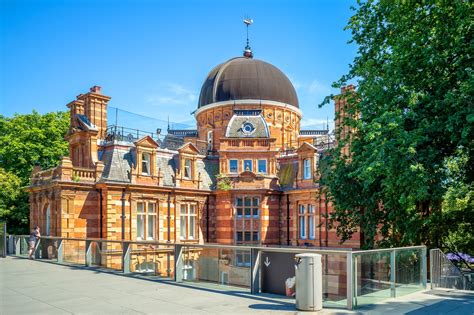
[194,22,303,245]
[195,56,301,153]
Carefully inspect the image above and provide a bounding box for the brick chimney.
[78,86,111,139]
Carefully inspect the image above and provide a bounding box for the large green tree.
[321,1,473,250]
[0,111,69,233]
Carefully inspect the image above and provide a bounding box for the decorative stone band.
[193,99,303,118]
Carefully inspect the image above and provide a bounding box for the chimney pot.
[90,86,102,94]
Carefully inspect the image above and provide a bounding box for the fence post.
[346,252,354,310]
[421,247,427,289]
[57,239,63,264]
[431,249,436,289]
[34,239,41,259]
[122,241,131,274]
[1,223,6,258]
[174,244,183,282]
[250,248,261,294]
[15,236,20,255]
[390,249,396,298]
[85,240,92,267]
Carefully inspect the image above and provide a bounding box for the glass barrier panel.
[181,247,251,289]
[219,248,251,288]
[90,241,123,271]
[63,239,85,265]
[37,238,59,260]
[321,253,348,308]
[182,247,219,284]
[129,243,174,278]
[395,248,423,296]
[20,236,30,256]
[353,251,392,307]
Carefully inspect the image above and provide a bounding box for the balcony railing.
[105,125,161,143]
[220,138,274,150]
[31,157,105,185]
[7,235,427,310]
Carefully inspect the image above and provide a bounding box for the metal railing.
[7,235,427,310]
[430,249,473,290]
[0,222,6,258]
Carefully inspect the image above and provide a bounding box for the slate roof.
[99,143,217,191]
[101,146,134,182]
[198,158,219,190]
[225,115,270,138]
[77,114,98,131]
[156,154,176,187]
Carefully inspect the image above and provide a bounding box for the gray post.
[250,248,261,294]
[85,240,93,267]
[421,247,427,289]
[429,249,434,290]
[8,235,14,255]
[346,252,354,310]
[15,236,20,255]
[174,244,184,282]
[57,239,63,264]
[34,239,41,259]
[390,249,396,298]
[122,241,131,274]
[1,223,6,257]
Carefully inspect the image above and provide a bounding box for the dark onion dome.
[198,57,299,108]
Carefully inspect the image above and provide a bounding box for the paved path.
[1,256,473,314]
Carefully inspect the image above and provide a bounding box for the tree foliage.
[0,111,69,233]
[320,1,473,250]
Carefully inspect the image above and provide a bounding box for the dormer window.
[303,158,311,179]
[142,153,151,175]
[184,158,192,179]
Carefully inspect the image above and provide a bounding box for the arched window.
[45,205,51,236]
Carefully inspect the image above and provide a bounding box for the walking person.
[28,226,40,259]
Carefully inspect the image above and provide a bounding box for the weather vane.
[243,17,254,58]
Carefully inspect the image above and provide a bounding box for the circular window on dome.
[241,122,255,135]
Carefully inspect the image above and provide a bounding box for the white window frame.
[136,201,157,241]
[308,204,315,240]
[229,159,238,173]
[142,153,151,175]
[299,204,307,239]
[257,159,267,174]
[303,158,312,179]
[180,204,197,240]
[184,158,192,179]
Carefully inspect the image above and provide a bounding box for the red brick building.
[27,51,360,251]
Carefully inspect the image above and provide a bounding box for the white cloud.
[307,80,331,95]
[300,118,327,128]
[146,83,197,106]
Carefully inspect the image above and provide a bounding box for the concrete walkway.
[1,256,473,314]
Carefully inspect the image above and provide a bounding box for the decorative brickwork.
[28,63,361,256]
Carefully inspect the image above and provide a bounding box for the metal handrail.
[9,234,429,310]
[352,245,426,254]
[13,235,353,254]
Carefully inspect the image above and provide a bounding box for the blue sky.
[0,0,357,130]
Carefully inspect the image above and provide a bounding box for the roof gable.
[134,135,159,148]
[177,142,200,155]
[297,142,317,153]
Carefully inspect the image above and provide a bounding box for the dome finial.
[243,17,254,58]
